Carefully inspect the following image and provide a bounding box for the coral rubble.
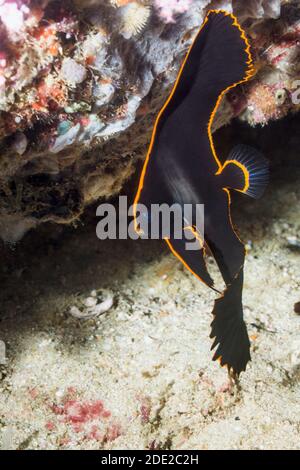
[0,0,299,241]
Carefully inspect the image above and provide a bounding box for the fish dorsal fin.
[217,145,269,199]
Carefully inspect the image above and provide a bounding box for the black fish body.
[134,10,269,375]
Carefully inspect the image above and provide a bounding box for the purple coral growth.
[154,0,193,23]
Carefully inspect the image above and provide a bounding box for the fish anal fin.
[217,145,269,199]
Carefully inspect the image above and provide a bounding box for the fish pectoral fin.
[165,229,217,292]
[210,270,251,376]
[217,145,269,199]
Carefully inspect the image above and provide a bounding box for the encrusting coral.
[154,0,192,23]
[0,0,299,241]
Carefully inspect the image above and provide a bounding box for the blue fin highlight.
[228,145,269,199]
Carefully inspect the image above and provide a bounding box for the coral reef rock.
[0,0,299,241]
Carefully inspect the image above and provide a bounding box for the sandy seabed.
[0,169,299,450]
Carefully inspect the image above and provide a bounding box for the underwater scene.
[0,0,299,452]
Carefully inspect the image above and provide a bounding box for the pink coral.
[154,0,193,23]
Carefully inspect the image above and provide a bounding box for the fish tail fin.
[210,271,251,376]
[218,145,269,199]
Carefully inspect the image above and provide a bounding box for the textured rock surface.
[0,0,299,241]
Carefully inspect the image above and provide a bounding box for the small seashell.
[83,297,98,308]
[69,306,84,319]
[69,291,114,320]
[93,295,114,315]
[69,305,96,320]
